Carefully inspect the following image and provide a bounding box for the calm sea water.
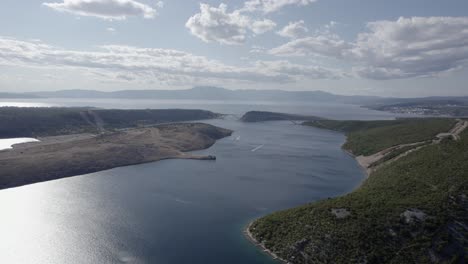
[0,99,397,264]
[0,98,398,120]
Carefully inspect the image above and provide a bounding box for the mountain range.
[1,86,468,106]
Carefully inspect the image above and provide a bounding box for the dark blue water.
[0,100,395,264]
[0,119,363,264]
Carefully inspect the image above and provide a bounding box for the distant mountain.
[22,87,383,104]
[5,87,468,106]
[0,92,40,99]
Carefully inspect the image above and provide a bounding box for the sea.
[0,99,399,264]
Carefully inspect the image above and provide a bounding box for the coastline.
[244,221,288,264]
[243,133,371,263]
[0,123,232,190]
[341,147,371,177]
[244,120,468,263]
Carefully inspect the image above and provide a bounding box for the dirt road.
[356,119,468,175]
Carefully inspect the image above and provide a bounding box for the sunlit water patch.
[0,102,54,107]
[0,138,39,150]
[0,120,365,264]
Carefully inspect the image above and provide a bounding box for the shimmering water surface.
[0,138,39,150]
[0,100,396,264]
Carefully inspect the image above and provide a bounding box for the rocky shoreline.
[244,221,288,264]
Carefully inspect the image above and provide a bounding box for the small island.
[240,111,323,123]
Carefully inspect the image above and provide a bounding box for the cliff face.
[0,123,232,190]
[240,111,322,123]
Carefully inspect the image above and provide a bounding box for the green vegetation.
[0,107,220,138]
[305,119,455,156]
[250,120,467,264]
[368,143,426,168]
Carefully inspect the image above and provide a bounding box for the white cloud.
[185,4,249,45]
[0,37,340,86]
[270,16,468,80]
[106,27,116,32]
[242,0,318,13]
[254,60,343,79]
[250,45,267,54]
[277,20,308,39]
[350,17,468,79]
[185,4,276,45]
[270,34,350,58]
[252,19,277,34]
[43,0,160,20]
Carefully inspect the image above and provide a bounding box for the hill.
[248,118,468,263]
[0,92,39,99]
[305,119,456,156]
[0,107,221,138]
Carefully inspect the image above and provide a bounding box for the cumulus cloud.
[252,19,277,34]
[185,3,276,45]
[242,0,318,13]
[351,17,468,79]
[42,0,161,20]
[0,36,340,85]
[270,16,468,80]
[254,60,343,79]
[270,34,350,58]
[277,20,309,39]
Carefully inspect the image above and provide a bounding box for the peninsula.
[0,123,232,190]
[0,107,232,190]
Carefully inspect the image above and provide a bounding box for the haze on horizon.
[1,0,468,97]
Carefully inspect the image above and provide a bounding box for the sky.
[0,0,468,97]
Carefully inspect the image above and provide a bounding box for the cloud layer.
[270,16,468,79]
[43,0,161,20]
[242,0,318,13]
[277,20,309,39]
[352,17,468,79]
[0,37,340,86]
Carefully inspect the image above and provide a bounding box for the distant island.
[247,116,468,263]
[240,111,323,123]
[0,108,231,189]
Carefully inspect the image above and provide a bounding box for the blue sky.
[1,0,468,96]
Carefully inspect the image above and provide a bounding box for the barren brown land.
[0,123,232,190]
